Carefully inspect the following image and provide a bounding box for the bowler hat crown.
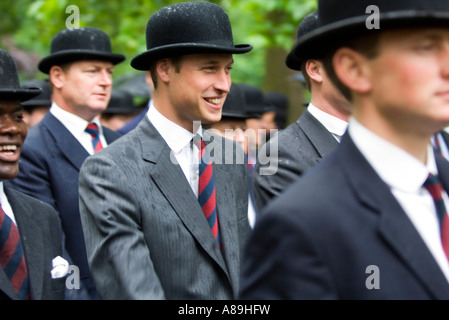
[103,90,143,115]
[0,49,42,102]
[38,27,125,74]
[221,83,249,119]
[131,1,252,71]
[240,84,267,117]
[289,0,449,67]
[285,11,320,71]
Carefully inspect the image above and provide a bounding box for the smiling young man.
[78,2,252,300]
[149,53,235,131]
[0,49,65,300]
[6,27,124,300]
[240,1,449,300]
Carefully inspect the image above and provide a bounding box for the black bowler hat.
[285,11,320,71]
[21,79,52,108]
[131,1,253,71]
[103,90,143,115]
[240,84,271,118]
[221,83,250,119]
[0,49,42,102]
[289,0,449,66]
[38,27,125,74]
[115,73,152,100]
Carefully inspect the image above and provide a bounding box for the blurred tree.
[1,0,316,125]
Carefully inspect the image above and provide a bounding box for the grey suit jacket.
[253,109,339,212]
[79,116,249,300]
[0,187,64,300]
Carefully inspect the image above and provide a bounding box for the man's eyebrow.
[203,58,234,65]
[411,30,448,42]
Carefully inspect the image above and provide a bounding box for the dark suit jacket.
[253,110,339,212]
[5,112,121,288]
[240,133,449,299]
[79,116,249,299]
[438,130,449,159]
[0,187,64,300]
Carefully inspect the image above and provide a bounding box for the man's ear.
[333,47,372,94]
[305,59,323,84]
[49,66,65,89]
[156,59,171,84]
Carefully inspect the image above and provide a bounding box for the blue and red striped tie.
[0,205,29,299]
[195,136,220,249]
[424,173,449,260]
[85,123,103,153]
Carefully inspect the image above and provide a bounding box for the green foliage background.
[0,0,316,88]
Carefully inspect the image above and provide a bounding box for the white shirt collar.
[146,102,202,153]
[307,103,348,140]
[348,117,437,193]
[50,103,103,139]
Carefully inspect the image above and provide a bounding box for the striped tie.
[85,123,103,153]
[194,136,220,248]
[0,205,29,299]
[424,173,449,260]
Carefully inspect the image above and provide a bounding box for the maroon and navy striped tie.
[85,123,103,153]
[0,205,29,299]
[424,173,449,260]
[195,136,220,248]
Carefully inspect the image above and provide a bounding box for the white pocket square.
[51,256,69,279]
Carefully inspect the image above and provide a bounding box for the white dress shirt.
[307,103,348,142]
[0,182,16,225]
[50,103,108,155]
[349,117,449,283]
[147,103,202,196]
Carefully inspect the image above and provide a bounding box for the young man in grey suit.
[241,0,449,299]
[79,2,252,299]
[0,49,65,300]
[252,11,351,212]
[6,27,124,300]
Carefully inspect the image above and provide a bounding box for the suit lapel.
[41,113,89,170]
[138,118,230,279]
[4,187,45,300]
[299,110,339,160]
[437,155,449,191]
[340,134,449,299]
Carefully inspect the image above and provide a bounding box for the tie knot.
[85,123,99,136]
[424,173,441,187]
[424,173,444,197]
[193,134,205,151]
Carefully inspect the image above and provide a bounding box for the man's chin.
[0,166,19,181]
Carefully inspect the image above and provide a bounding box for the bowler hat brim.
[0,88,43,102]
[221,111,253,119]
[38,49,126,74]
[21,97,52,107]
[131,43,253,71]
[288,10,449,70]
